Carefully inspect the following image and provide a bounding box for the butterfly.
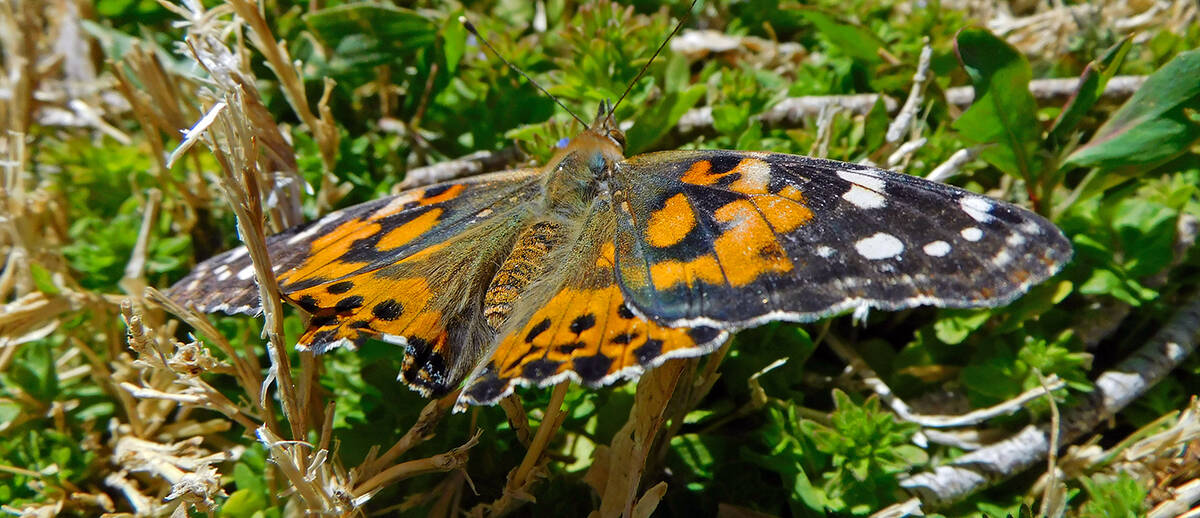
[167,91,1072,408]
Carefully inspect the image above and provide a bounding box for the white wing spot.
[236,264,255,280]
[737,159,772,191]
[838,170,887,209]
[855,232,905,260]
[816,245,836,258]
[922,240,951,257]
[214,265,233,281]
[1020,220,1043,235]
[1006,232,1026,247]
[960,196,995,223]
[961,227,983,241]
[227,247,248,261]
[992,249,1013,267]
[287,213,340,245]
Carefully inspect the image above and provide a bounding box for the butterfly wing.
[611,150,1072,327]
[458,197,726,406]
[167,168,543,395]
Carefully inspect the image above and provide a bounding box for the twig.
[1036,369,1065,518]
[351,430,480,502]
[886,42,932,144]
[925,146,983,183]
[676,75,1147,134]
[825,333,1065,428]
[900,290,1200,507]
[484,381,571,516]
[499,394,533,448]
[1149,478,1200,518]
[354,390,458,480]
[399,147,523,190]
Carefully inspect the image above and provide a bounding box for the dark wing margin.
[612,150,1072,328]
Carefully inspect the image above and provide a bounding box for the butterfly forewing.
[612,150,1072,328]
[168,169,545,394]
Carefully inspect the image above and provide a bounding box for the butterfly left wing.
[458,199,727,406]
[611,150,1072,328]
[168,169,544,395]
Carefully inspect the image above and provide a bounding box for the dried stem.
[901,290,1200,507]
[826,333,1067,428]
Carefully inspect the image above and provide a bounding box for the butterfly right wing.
[610,150,1072,328]
[168,168,543,395]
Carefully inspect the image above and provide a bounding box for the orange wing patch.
[460,281,727,405]
[713,199,794,287]
[289,273,459,395]
[649,254,724,290]
[644,193,696,248]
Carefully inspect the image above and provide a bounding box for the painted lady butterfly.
[168,23,1072,409]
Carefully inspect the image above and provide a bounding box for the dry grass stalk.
[587,360,687,518]
[477,381,572,516]
[223,0,345,212]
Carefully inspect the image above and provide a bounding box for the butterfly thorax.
[483,127,625,330]
[538,129,624,218]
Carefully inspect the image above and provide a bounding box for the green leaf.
[933,309,993,345]
[1077,474,1147,517]
[29,263,60,295]
[304,3,437,72]
[794,8,883,64]
[9,343,58,401]
[624,83,705,154]
[952,28,1041,181]
[1112,198,1177,277]
[1065,48,1200,171]
[864,96,890,153]
[441,11,467,73]
[220,489,268,518]
[1048,36,1133,144]
[711,104,750,135]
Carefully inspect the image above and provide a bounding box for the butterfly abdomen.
[484,221,567,329]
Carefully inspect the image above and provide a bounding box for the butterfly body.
[168,106,1071,407]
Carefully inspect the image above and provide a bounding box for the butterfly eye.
[607,129,626,149]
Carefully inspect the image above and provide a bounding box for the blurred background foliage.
[2,0,1199,516]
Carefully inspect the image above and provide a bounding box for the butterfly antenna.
[461,17,589,128]
[611,0,698,115]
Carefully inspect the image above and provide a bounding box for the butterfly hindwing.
[459,196,727,405]
[612,150,1072,328]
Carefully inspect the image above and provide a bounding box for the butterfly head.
[588,99,626,151]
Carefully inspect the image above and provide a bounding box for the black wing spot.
[617,304,636,319]
[569,314,596,334]
[525,318,552,343]
[326,281,354,294]
[309,329,339,349]
[522,359,561,381]
[463,365,506,403]
[687,326,722,345]
[422,183,454,199]
[611,332,638,344]
[708,154,742,175]
[634,339,663,365]
[297,295,321,313]
[556,342,587,354]
[574,354,614,384]
[372,299,404,321]
[335,295,365,312]
[309,315,337,328]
